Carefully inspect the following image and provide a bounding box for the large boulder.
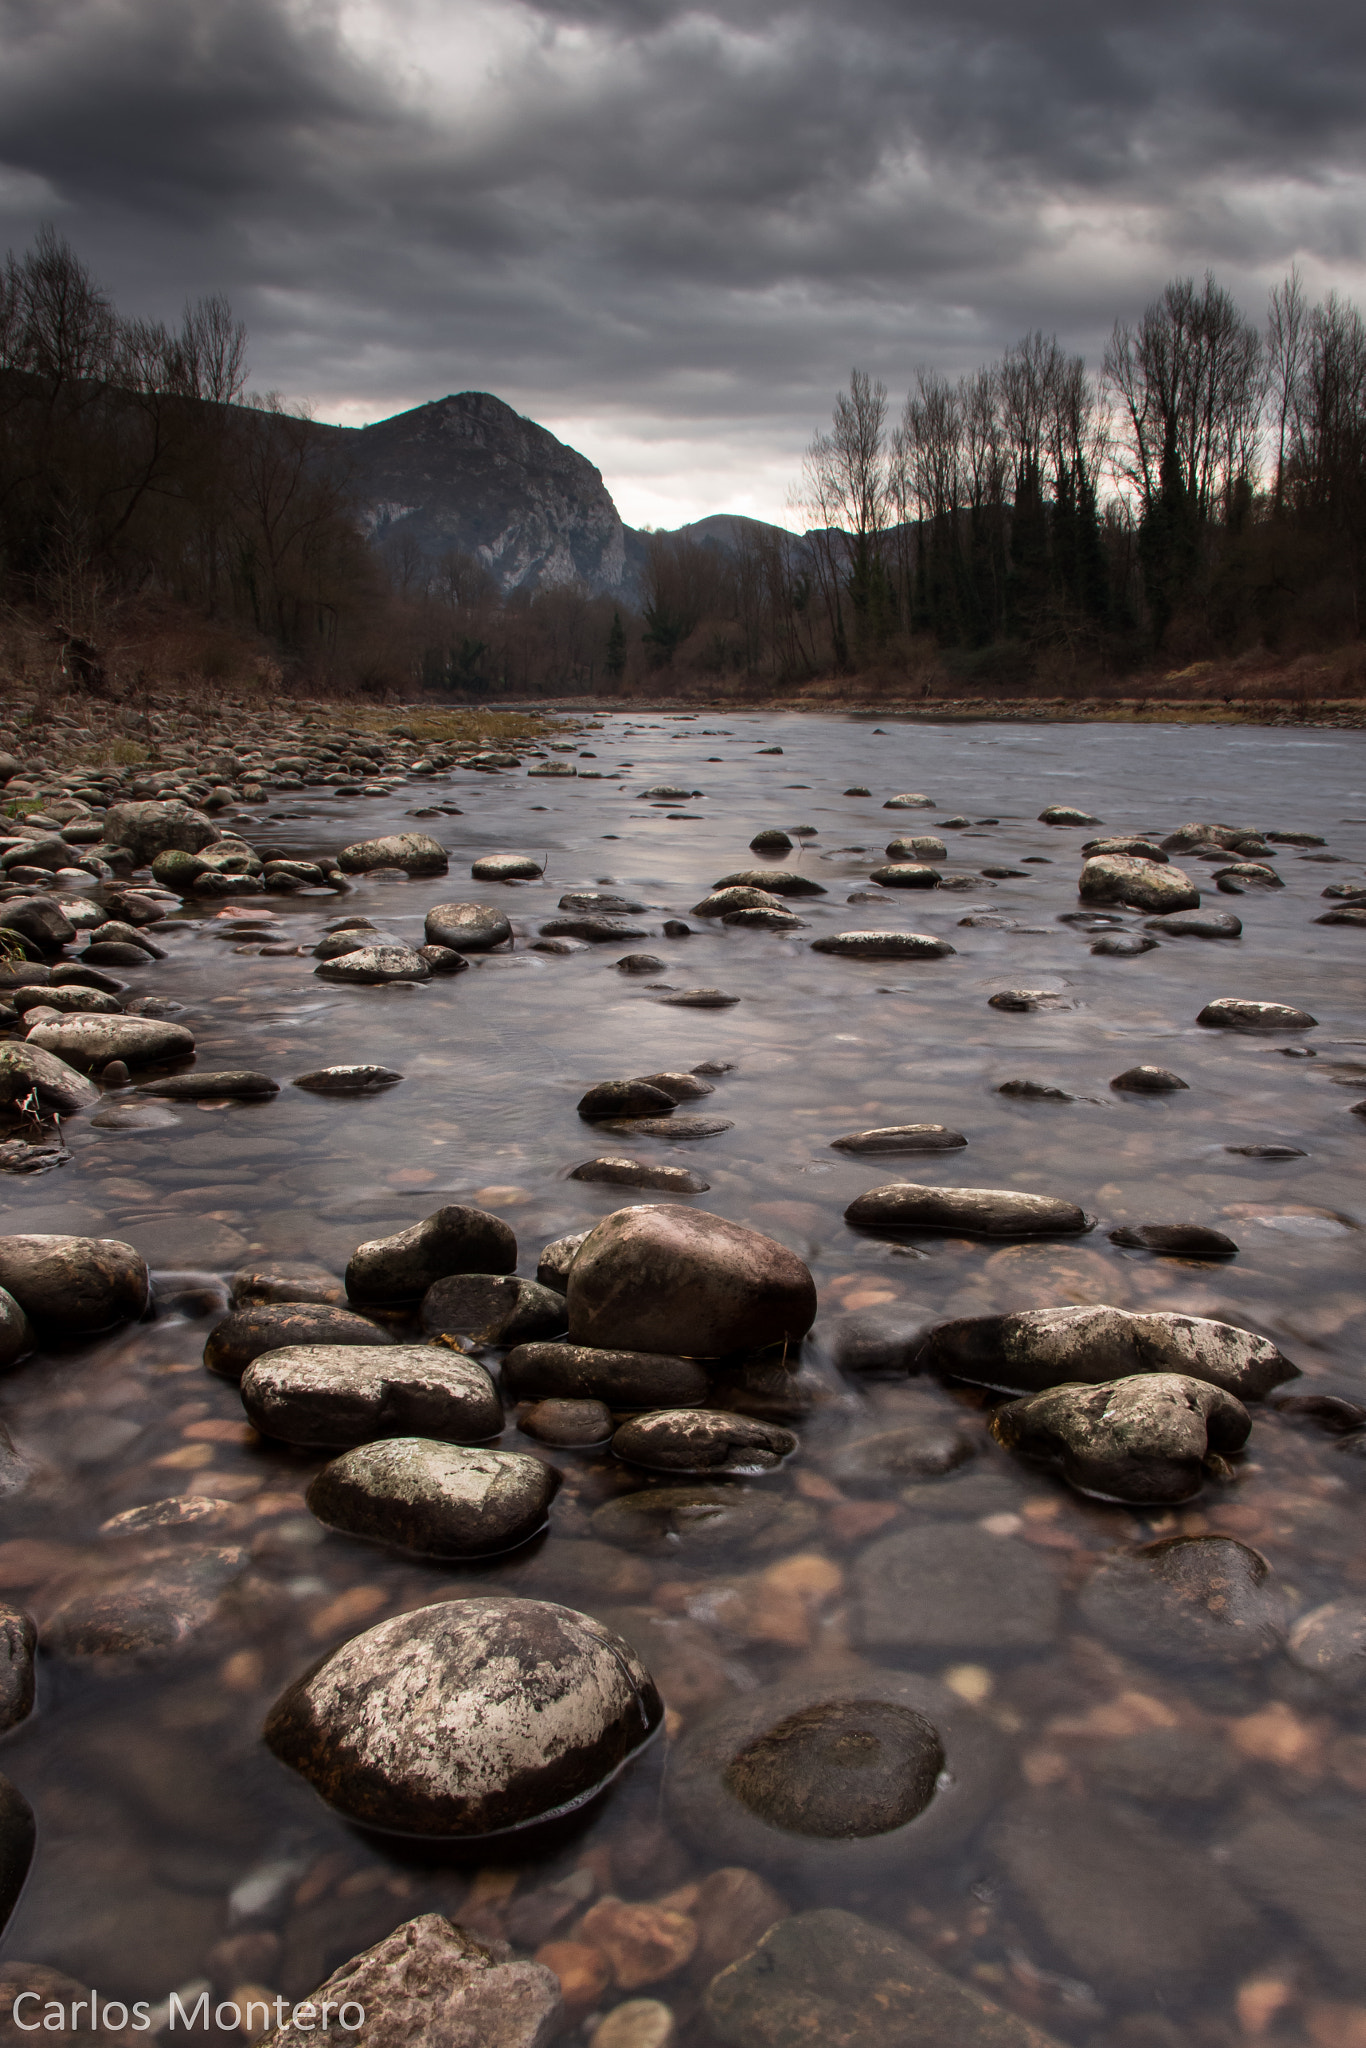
[203,1302,392,1382]
[668,1671,1005,1880]
[307,1439,559,1557]
[424,903,512,951]
[25,1016,195,1070]
[346,1206,517,1306]
[240,1344,502,1448]
[991,1374,1250,1502]
[337,832,448,876]
[0,1234,148,1333]
[1078,854,1199,912]
[919,1303,1296,1400]
[263,1596,663,1835]
[845,1184,1088,1239]
[101,799,219,864]
[503,1342,709,1407]
[0,1041,99,1115]
[254,1916,561,2048]
[566,1206,817,1358]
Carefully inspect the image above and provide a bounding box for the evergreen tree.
[605,609,626,680]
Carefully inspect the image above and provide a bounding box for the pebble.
[423,902,512,951]
[1109,1222,1238,1257]
[992,1372,1250,1502]
[307,1438,559,1556]
[263,1597,663,1835]
[240,1344,502,1448]
[1078,1534,1285,1663]
[519,1398,614,1446]
[845,1182,1089,1238]
[831,1123,966,1153]
[612,1409,797,1474]
[1197,997,1318,1030]
[567,1205,817,1356]
[1111,1064,1189,1091]
[292,1064,403,1092]
[346,1205,517,1305]
[570,1158,710,1192]
[577,1898,696,1989]
[920,1302,1295,1398]
[503,1342,710,1407]
[204,1302,391,1381]
[590,2000,676,2048]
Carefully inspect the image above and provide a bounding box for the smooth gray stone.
[1197,997,1318,1030]
[417,942,470,974]
[1226,1141,1306,1157]
[569,1156,709,1192]
[1213,860,1282,886]
[992,1373,1250,1502]
[631,1069,715,1102]
[1109,1222,1238,1258]
[1079,854,1199,912]
[811,931,954,959]
[307,1438,559,1557]
[656,988,741,1009]
[577,1079,676,1120]
[712,868,826,896]
[1111,1064,1189,1092]
[231,1260,345,1308]
[595,1113,733,1136]
[1082,835,1168,860]
[315,944,429,983]
[721,906,807,929]
[1288,1600,1366,1690]
[1223,1812,1366,1987]
[559,891,646,913]
[423,902,512,951]
[831,1124,966,1154]
[538,916,646,942]
[920,1303,1296,1399]
[825,1309,927,1376]
[1091,931,1159,956]
[421,1273,567,1346]
[997,1079,1072,1101]
[140,1070,279,1100]
[503,1341,709,1407]
[241,1344,502,1448]
[1144,911,1242,938]
[987,988,1058,1010]
[337,831,448,875]
[826,1419,976,1487]
[885,835,945,860]
[534,1231,590,1294]
[0,1040,99,1114]
[1161,820,1268,855]
[471,854,544,881]
[1039,804,1100,824]
[845,1183,1088,1238]
[346,1205,517,1306]
[101,799,218,864]
[12,983,120,1015]
[293,1064,403,1093]
[612,1408,796,1474]
[868,864,941,888]
[853,1522,1063,1651]
[0,1233,147,1333]
[590,1484,817,1557]
[1077,1534,1285,1664]
[692,886,787,917]
[749,828,793,852]
[263,1596,662,1836]
[614,949,667,967]
[204,1301,391,1382]
[882,793,935,808]
[567,1205,816,1357]
[1318,905,1366,925]
[25,1016,194,1068]
[518,1398,613,1447]
[670,1672,1005,1881]
[313,928,379,960]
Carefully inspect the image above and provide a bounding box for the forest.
[1,228,1364,703]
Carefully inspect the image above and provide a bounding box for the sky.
[2,0,1365,530]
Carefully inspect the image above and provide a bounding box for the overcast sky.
[2,0,1365,528]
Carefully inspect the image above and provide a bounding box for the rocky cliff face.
[334,392,629,597]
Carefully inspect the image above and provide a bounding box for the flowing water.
[0,712,1364,2045]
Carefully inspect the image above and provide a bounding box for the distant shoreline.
[455,694,1366,729]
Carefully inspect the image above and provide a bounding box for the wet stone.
[567,1206,817,1357]
[1091,931,1159,956]
[262,1596,663,1836]
[749,829,793,852]
[824,1308,927,1377]
[633,1069,715,1102]
[503,1342,710,1408]
[868,864,941,888]
[591,1486,817,1557]
[997,1079,1072,1101]
[204,1301,391,1382]
[1109,1222,1238,1258]
[418,941,470,974]
[832,1123,966,1154]
[826,1418,976,1487]
[231,1259,345,1307]
[292,1064,403,1093]
[656,988,740,1009]
[541,917,647,943]
[721,907,806,930]
[845,1183,1089,1239]
[1143,910,1242,938]
[1079,855,1199,913]
[315,944,429,984]
[41,1546,248,1663]
[886,834,946,860]
[1040,804,1100,825]
[138,1069,278,1100]
[1077,1534,1285,1664]
[569,1158,709,1193]
[852,1522,1062,1652]
[578,1080,677,1120]
[991,1373,1251,1503]
[1111,1064,1189,1092]
[611,1409,797,1474]
[596,1113,733,1138]
[421,1273,568,1346]
[0,1233,148,1333]
[535,1230,591,1293]
[560,892,646,914]
[920,1303,1295,1399]
[240,1344,503,1449]
[307,1438,559,1557]
[472,854,544,881]
[346,1205,517,1306]
[1318,903,1366,925]
[712,869,825,896]
[25,1015,195,1069]
[1089,1724,1242,1805]
[692,886,786,917]
[987,989,1058,1011]
[811,931,954,960]
[337,831,448,876]
[0,1606,35,1731]
[616,951,666,969]
[1223,1812,1366,1989]
[1287,1599,1366,1689]
[1197,997,1318,1030]
[424,902,512,951]
[0,1041,99,1114]
[519,1398,614,1447]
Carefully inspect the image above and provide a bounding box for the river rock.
[997,1079,1072,1101]
[0,1775,34,1936]
[670,1670,1004,1882]
[811,931,954,959]
[852,1522,1062,1651]
[596,1113,732,1138]
[541,917,647,943]
[338,832,447,876]
[1144,910,1242,938]
[424,902,512,951]
[101,799,219,864]
[262,1596,663,1835]
[845,1183,1088,1238]
[307,1439,559,1557]
[1091,931,1159,956]
[0,1606,35,1731]
[560,892,647,914]
[991,1792,1258,1996]
[241,1344,502,1448]
[316,944,430,984]
[885,835,946,860]
[868,864,941,888]
[0,1233,148,1332]
[346,1205,517,1306]
[312,928,377,960]
[1197,997,1318,1030]
[823,1309,926,1377]
[1082,835,1168,860]
[1222,1811,1366,1989]
[615,949,668,967]
[0,896,75,951]
[0,1040,99,1114]
[231,1260,345,1307]
[991,1373,1250,1502]
[204,1302,391,1381]
[920,1303,1294,1398]
[657,989,739,1009]
[567,1206,816,1357]
[1111,1064,1189,1091]
[1079,854,1199,912]
[722,906,806,930]
[749,829,793,852]
[1039,804,1100,825]
[832,1124,966,1154]
[1077,1534,1284,1663]
[421,1274,568,1346]
[692,887,787,917]
[1213,860,1281,887]
[578,1081,677,1120]
[0,1289,33,1373]
[883,793,935,809]
[472,854,544,881]
[590,1486,815,1558]
[826,1415,975,1485]
[12,982,120,1015]
[42,1544,248,1662]
[570,1158,710,1193]
[1109,1222,1238,1258]
[631,1070,715,1102]
[612,1410,796,1475]
[520,1398,614,1446]
[1287,1600,1366,1689]
[25,1015,195,1069]
[1318,904,1366,925]
[293,1064,403,1093]
[535,1231,591,1292]
[1161,821,1268,855]
[503,1343,710,1407]
[712,869,825,897]
[705,1907,1060,2048]
[140,1069,279,1100]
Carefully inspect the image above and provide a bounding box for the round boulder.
[262,1596,664,1836]
[0,1234,148,1333]
[472,854,544,882]
[991,1374,1251,1503]
[346,1205,517,1306]
[1197,998,1318,1031]
[424,902,512,952]
[307,1439,559,1557]
[204,1302,391,1382]
[566,1206,817,1358]
[337,832,448,876]
[1079,855,1199,913]
[315,945,430,984]
[241,1344,502,1449]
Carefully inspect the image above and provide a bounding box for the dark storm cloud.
[2,0,1365,517]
